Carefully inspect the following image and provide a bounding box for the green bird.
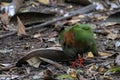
[55,23,99,67]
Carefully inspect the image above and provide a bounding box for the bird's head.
[54,22,65,33]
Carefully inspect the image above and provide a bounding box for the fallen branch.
[27,4,97,30]
[0,4,97,39]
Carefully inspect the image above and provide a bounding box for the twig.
[94,30,109,36]
[0,4,97,39]
[39,57,67,72]
[0,64,15,71]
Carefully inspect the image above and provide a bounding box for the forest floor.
[0,0,120,80]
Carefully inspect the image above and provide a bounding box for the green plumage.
[59,24,98,58]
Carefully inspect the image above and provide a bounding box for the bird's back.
[59,24,98,58]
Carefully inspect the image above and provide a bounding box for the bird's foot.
[72,58,84,68]
[78,57,84,67]
[72,59,79,68]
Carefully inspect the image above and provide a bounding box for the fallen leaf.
[68,19,80,24]
[48,38,56,43]
[73,15,85,19]
[67,15,84,24]
[33,33,41,38]
[88,64,97,71]
[98,66,107,73]
[26,57,41,68]
[32,75,41,80]
[87,52,94,58]
[0,12,10,25]
[12,0,24,12]
[0,2,10,6]
[57,74,74,80]
[97,16,107,20]
[98,52,111,57]
[103,76,113,80]
[17,16,26,36]
[107,32,118,40]
[37,0,50,5]
[67,68,77,78]
[67,5,73,9]
[103,22,117,26]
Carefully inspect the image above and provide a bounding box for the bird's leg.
[72,58,79,68]
[72,54,84,68]
[78,54,84,67]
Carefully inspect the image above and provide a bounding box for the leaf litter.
[0,0,120,80]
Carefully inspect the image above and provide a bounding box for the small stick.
[0,64,15,71]
[39,57,67,72]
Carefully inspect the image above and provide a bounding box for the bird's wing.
[73,26,94,43]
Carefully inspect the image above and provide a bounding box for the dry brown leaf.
[97,16,107,20]
[104,22,117,26]
[33,33,41,38]
[72,15,85,19]
[103,28,118,40]
[67,15,85,25]
[37,0,63,5]
[1,2,9,5]
[68,19,80,24]
[0,12,10,25]
[12,0,24,12]
[107,32,118,40]
[17,16,26,36]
